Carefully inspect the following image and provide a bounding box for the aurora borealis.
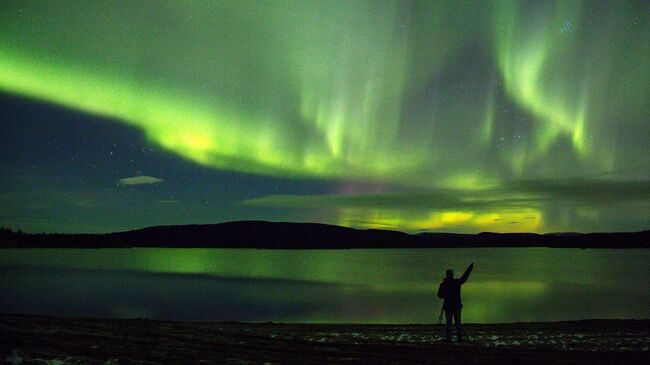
[1,0,649,234]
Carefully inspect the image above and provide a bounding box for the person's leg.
[445,309,453,341]
[454,310,463,342]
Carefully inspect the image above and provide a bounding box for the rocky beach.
[2,314,648,364]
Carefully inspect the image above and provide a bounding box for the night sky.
[1,0,649,234]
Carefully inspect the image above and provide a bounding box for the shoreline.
[3,314,649,364]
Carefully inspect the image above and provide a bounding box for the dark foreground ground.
[1,314,648,364]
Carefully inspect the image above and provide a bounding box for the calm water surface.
[1,248,648,323]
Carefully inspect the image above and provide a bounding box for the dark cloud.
[243,178,650,212]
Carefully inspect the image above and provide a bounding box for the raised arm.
[459,262,474,284]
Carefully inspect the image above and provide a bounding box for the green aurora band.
[1,0,649,232]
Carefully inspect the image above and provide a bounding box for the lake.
[1,248,648,323]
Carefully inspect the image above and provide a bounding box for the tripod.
[433,307,469,342]
[432,305,444,340]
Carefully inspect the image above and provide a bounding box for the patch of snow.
[46,360,66,365]
[6,350,23,365]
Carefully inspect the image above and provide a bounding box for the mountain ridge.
[1,221,648,249]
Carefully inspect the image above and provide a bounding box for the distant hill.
[1,221,649,249]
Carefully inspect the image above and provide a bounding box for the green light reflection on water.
[1,248,648,323]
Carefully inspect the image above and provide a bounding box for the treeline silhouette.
[0,227,23,238]
[1,221,649,249]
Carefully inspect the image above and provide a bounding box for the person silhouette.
[437,262,473,342]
